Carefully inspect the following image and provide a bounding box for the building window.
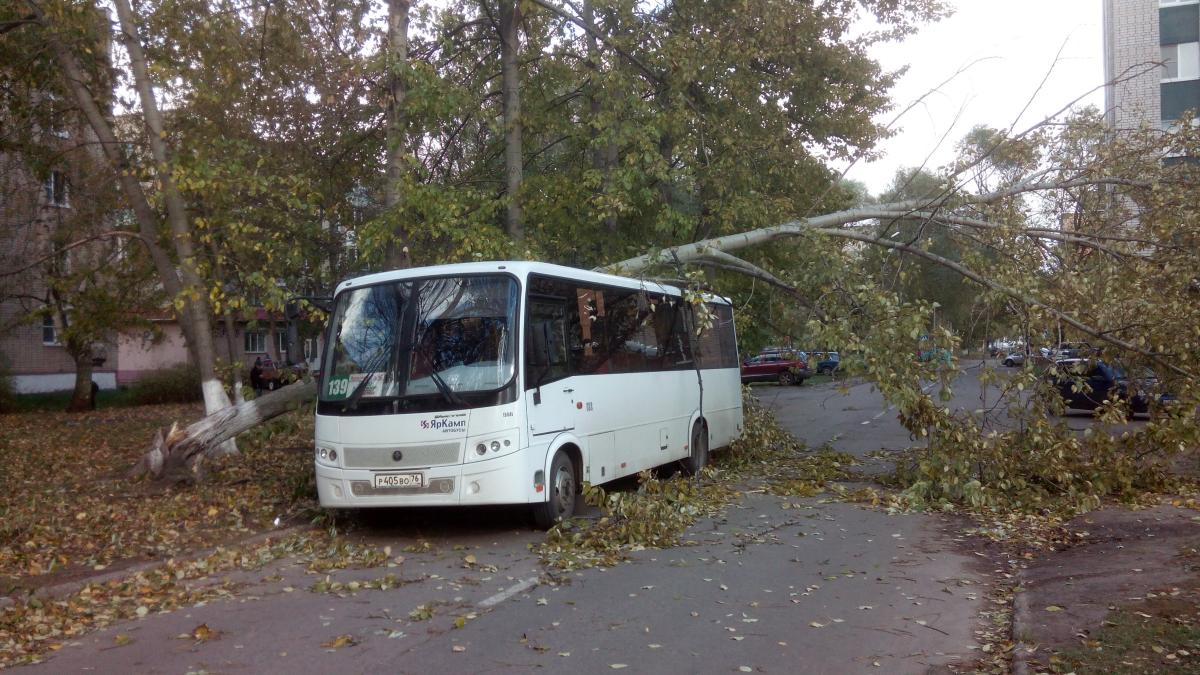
[304,338,316,361]
[1162,79,1200,120]
[42,315,60,346]
[44,171,69,207]
[276,331,288,357]
[244,330,266,354]
[1162,42,1200,80]
[1161,4,1200,46]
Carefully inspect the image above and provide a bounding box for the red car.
[740,352,809,385]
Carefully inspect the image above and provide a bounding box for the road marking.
[478,576,539,608]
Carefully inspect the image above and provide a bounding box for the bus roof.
[335,261,732,305]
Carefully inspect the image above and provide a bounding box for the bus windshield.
[321,275,520,403]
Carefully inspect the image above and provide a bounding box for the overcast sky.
[841,0,1105,196]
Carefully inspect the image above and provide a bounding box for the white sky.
[841,0,1105,196]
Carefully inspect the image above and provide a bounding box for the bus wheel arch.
[533,443,581,529]
[681,418,709,476]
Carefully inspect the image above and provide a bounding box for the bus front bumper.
[316,450,539,508]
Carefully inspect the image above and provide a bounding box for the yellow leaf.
[321,634,357,649]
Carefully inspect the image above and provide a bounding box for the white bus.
[314,261,743,527]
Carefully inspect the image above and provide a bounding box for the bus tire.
[532,451,577,530]
[681,420,709,476]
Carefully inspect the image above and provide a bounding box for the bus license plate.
[374,473,423,489]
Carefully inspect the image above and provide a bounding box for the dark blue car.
[814,351,840,374]
[1048,358,1170,415]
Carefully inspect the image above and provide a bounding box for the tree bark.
[583,0,617,233]
[383,0,412,270]
[131,379,318,482]
[65,344,96,413]
[499,0,524,241]
[223,311,245,404]
[111,0,234,438]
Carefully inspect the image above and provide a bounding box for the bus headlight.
[466,429,520,462]
[316,446,338,464]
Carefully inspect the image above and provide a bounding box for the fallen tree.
[131,379,317,482]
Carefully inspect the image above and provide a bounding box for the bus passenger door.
[525,297,575,440]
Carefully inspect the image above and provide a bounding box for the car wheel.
[1003,359,1014,367]
[532,451,577,530]
[778,371,795,386]
[681,420,709,476]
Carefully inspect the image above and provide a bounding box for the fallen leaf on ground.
[321,634,357,649]
[192,623,219,641]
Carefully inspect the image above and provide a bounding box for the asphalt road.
[757,359,1146,465]
[29,367,1078,674]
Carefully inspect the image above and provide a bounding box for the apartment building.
[1104,0,1200,130]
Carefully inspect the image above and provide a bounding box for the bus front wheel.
[681,421,709,476]
[532,451,577,530]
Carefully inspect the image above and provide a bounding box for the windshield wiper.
[341,349,393,412]
[426,366,468,407]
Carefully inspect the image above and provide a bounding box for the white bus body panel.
[315,261,743,510]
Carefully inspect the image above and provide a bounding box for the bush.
[128,364,203,405]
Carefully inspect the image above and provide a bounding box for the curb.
[1,523,312,610]
[1011,569,1033,675]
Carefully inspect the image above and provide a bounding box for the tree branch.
[811,227,1191,378]
[0,231,143,278]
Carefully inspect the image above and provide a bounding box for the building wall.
[1104,0,1162,129]
[1105,0,1200,131]
[0,132,120,393]
[115,324,190,385]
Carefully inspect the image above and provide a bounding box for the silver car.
[1002,351,1026,367]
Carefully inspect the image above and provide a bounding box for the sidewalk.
[1012,504,1200,672]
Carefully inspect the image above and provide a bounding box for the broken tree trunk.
[131,378,318,483]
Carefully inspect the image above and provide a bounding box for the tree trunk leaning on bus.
[130,380,318,482]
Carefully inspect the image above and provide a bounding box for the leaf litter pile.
[537,391,859,570]
[0,404,327,665]
[0,527,394,666]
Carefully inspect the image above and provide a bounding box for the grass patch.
[1053,596,1200,673]
[4,388,142,413]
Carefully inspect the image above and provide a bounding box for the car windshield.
[320,275,520,402]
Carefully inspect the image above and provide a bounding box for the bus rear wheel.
[681,421,709,476]
[532,450,577,530]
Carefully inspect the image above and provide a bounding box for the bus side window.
[605,290,650,373]
[526,296,571,386]
[654,299,693,368]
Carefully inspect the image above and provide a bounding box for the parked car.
[1042,342,1094,361]
[1002,351,1026,367]
[741,352,809,385]
[1046,358,1171,415]
[813,351,840,374]
[258,356,307,391]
